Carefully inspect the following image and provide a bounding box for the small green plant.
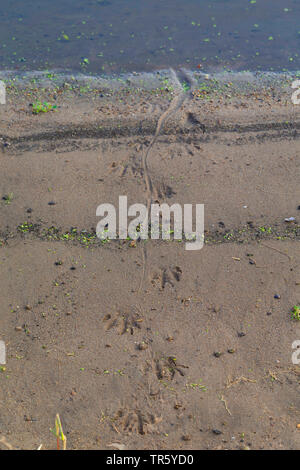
[17,222,33,233]
[50,414,66,450]
[2,193,13,205]
[291,305,300,321]
[182,81,190,92]
[32,101,57,114]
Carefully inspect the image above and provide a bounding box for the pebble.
[166,336,174,342]
[213,352,222,358]
[274,294,281,299]
[212,429,222,435]
[238,332,246,337]
[174,403,182,410]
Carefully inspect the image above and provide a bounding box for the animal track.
[103,310,143,335]
[143,356,188,382]
[152,181,176,202]
[115,409,162,435]
[150,266,182,290]
[156,356,188,380]
[108,157,143,178]
[186,112,206,133]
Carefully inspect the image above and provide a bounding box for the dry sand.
[0,74,300,449]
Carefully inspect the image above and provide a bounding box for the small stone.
[297,424,300,429]
[182,435,191,441]
[212,429,222,435]
[267,311,272,316]
[238,332,246,337]
[228,348,236,354]
[274,294,281,299]
[138,342,148,351]
[48,201,56,206]
[166,336,174,342]
[214,351,222,358]
[25,305,32,311]
[15,326,22,332]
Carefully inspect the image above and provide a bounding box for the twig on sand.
[50,414,67,450]
[0,436,14,450]
[226,376,256,389]
[108,442,127,450]
[111,421,120,434]
[220,395,232,416]
[267,370,282,383]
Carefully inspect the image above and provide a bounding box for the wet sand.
[0,74,300,449]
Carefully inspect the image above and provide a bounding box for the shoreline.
[1,68,300,142]
[0,67,299,86]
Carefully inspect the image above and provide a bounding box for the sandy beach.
[0,72,300,449]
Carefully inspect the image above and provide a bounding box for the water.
[0,0,299,74]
